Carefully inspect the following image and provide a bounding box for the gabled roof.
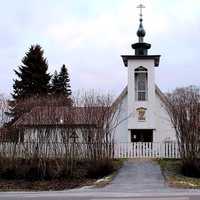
[112,86,128,108]
[113,85,168,106]
[155,85,169,105]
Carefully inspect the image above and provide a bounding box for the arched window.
[135,66,148,101]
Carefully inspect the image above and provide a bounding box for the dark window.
[130,129,153,143]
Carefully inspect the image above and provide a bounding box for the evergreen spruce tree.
[51,70,60,94]
[12,45,51,99]
[9,44,51,122]
[51,64,72,106]
[58,64,72,96]
[51,64,72,97]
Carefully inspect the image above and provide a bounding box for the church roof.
[112,86,128,107]
[113,85,168,107]
[13,106,103,128]
[155,85,169,105]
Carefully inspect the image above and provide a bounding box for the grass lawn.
[0,159,124,191]
[158,159,200,189]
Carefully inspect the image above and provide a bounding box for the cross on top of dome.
[137,4,145,19]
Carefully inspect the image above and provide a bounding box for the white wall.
[113,90,177,143]
[128,59,156,130]
[114,94,130,143]
[23,128,84,143]
[154,93,177,142]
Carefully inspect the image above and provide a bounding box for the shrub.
[0,158,117,181]
[181,160,200,178]
[86,159,114,179]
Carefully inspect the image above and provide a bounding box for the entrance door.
[130,129,153,142]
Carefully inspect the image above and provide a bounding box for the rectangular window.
[135,72,148,101]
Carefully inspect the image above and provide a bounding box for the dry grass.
[158,159,200,189]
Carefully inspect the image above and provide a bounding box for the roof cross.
[137,4,145,18]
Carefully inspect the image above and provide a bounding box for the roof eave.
[15,124,97,129]
[121,55,161,67]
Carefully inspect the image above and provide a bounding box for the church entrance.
[130,129,153,142]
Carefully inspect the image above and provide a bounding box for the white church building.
[114,7,176,144]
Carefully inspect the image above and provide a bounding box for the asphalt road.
[0,191,200,200]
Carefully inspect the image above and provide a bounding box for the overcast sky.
[0,0,200,97]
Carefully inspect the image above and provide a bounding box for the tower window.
[135,67,148,101]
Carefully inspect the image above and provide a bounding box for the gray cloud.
[0,0,200,98]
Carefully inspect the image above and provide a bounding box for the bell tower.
[121,4,160,142]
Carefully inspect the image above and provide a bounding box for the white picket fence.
[0,142,180,159]
[114,142,180,159]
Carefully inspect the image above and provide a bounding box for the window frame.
[135,66,148,101]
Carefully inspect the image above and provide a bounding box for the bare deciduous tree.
[166,86,200,177]
[73,91,122,161]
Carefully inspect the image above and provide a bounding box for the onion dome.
[132,5,151,56]
[137,18,146,41]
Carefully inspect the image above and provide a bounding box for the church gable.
[114,85,169,110]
